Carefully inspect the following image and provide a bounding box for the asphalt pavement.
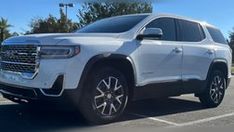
[1,78,234,132]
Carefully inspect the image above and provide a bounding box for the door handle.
[207,49,214,55]
[173,47,183,53]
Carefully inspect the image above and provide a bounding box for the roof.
[120,13,216,28]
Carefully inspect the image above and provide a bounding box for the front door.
[136,18,183,91]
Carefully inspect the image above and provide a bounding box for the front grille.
[0,45,39,75]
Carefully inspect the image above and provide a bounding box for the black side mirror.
[136,28,163,40]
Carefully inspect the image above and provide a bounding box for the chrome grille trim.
[0,45,40,79]
[1,61,37,66]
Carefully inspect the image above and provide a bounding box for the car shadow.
[125,97,206,117]
[0,97,207,132]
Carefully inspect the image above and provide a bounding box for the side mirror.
[136,28,163,40]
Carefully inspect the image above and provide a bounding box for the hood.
[3,33,121,45]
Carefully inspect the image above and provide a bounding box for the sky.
[0,0,233,39]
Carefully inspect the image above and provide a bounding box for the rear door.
[176,19,215,93]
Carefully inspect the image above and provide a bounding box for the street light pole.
[59,3,75,20]
[65,5,68,20]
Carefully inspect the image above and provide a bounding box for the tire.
[198,70,226,108]
[78,67,129,124]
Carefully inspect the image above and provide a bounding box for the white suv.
[0,14,232,124]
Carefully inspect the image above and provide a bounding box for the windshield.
[77,15,149,33]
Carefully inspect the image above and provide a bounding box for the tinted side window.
[146,18,176,41]
[207,27,227,44]
[178,20,205,42]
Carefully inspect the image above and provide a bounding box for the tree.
[28,9,79,34]
[229,28,234,62]
[77,2,153,27]
[230,28,234,46]
[0,17,12,43]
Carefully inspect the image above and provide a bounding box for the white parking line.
[131,112,234,127]
[130,113,180,126]
[0,100,13,103]
[177,112,234,126]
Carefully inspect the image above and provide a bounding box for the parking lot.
[1,78,234,132]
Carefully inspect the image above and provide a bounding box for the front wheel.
[198,70,226,107]
[79,67,129,124]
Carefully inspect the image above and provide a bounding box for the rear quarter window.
[206,27,227,44]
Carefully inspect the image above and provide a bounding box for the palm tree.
[0,17,12,42]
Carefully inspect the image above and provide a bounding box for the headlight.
[39,45,80,59]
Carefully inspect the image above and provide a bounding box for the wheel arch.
[207,59,228,82]
[78,53,137,101]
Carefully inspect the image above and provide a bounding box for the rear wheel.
[198,70,226,107]
[79,67,129,124]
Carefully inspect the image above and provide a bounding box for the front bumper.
[0,53,86,90]
[0,75,82,103]
[0,44,90,103]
